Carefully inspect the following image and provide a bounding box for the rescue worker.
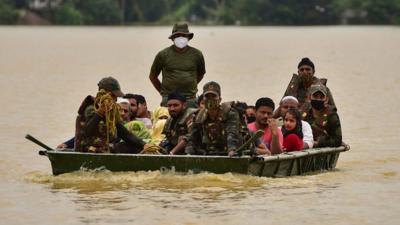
[74,77,149,153]
[149,22,206,107]
[279,57,336,114]
[162,92,198,155]
[185,81,242,156]
[303,84,342,148]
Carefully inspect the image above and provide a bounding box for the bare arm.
[197,72,204,83]
[149,73,162,94]
[170,137,187,155]
[268,118,282,155]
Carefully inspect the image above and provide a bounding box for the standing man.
[149,22,206,107]
[303,85,342,148]
[280,57,336,114]
[248,97,283,155]
[162,92,198,155]
[185,81,242,156]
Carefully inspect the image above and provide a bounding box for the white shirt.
[301,120,314,148]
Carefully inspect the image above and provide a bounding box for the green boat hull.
[39,146,349,177]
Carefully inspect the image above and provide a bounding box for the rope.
[140,145,163,154]
[94,89,121,149]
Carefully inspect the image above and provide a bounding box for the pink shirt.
[248,122,284,149]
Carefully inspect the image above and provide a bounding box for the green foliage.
[1,0,400,25]
[0,0,19,24]
[362,0,400,24]
[54,1,83,25]
[76,0,122,25]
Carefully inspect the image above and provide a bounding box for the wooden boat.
[38,146,349,177]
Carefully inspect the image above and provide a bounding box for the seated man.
[248,97,283,155]
[303,84,342,148]
[279,57,336,114]
[185,81,242,156]
[277,96,314,149]
[245,105,256,124]
[162,92,198,155]
[123,93,138,122]
[132,94,153,129]
[75,77,149,153]
[117,98,131,124]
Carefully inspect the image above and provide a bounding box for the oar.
[25,134,53,151]
[235,130,264,155]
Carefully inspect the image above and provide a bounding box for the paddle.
[235,130,264,156]
[25,134,53,151]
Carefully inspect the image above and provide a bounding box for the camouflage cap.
[168,22,194,40]
[309,84,327,96]
[97,77,124,97]
[203,81,221,97]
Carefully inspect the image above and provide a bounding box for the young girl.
[281,108,304,151]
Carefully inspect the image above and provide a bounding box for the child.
[281,108,304,151]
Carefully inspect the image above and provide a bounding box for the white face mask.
[174,37,189,48]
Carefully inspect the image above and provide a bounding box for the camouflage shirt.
[162,107,198,149]
[302,106,342,148]
[284,74,336,112]
[185,106,242,155]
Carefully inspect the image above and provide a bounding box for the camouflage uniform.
[75,77,145,153]
[162,107,198,152]
[283,74,336,113]
[74,96,114,153]
[185,82,242,155]
[302,85,342,148]
[185,105,242,155]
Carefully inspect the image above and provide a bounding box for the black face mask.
[247,116,256,124]
[311,99,325,110]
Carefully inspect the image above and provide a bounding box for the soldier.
[162,92,198,155]
[185,81,242,156]
[278,57,336,115]
[149,22,206,107]
[303,84,342,148]
[75,77,150,153]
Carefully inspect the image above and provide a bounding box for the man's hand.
[56,143,67,149]
[267,118,279,135]
[228,149,237,157]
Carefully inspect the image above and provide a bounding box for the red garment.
[283,134,303,152]
[247,122,283,149]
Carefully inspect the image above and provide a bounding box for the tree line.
[1,0,400,25]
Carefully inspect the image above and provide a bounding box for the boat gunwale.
[40,146,348,161]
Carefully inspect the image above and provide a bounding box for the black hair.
[247,105,255,110]
[133,94,146,104]
[123,93,135,99]
[298,57,315,71]
[197,94,204,105]
[168,91,186,102]
[255,97,275,111]
[281,108,303,139]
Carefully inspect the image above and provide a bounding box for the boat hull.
[40,146,349,177]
